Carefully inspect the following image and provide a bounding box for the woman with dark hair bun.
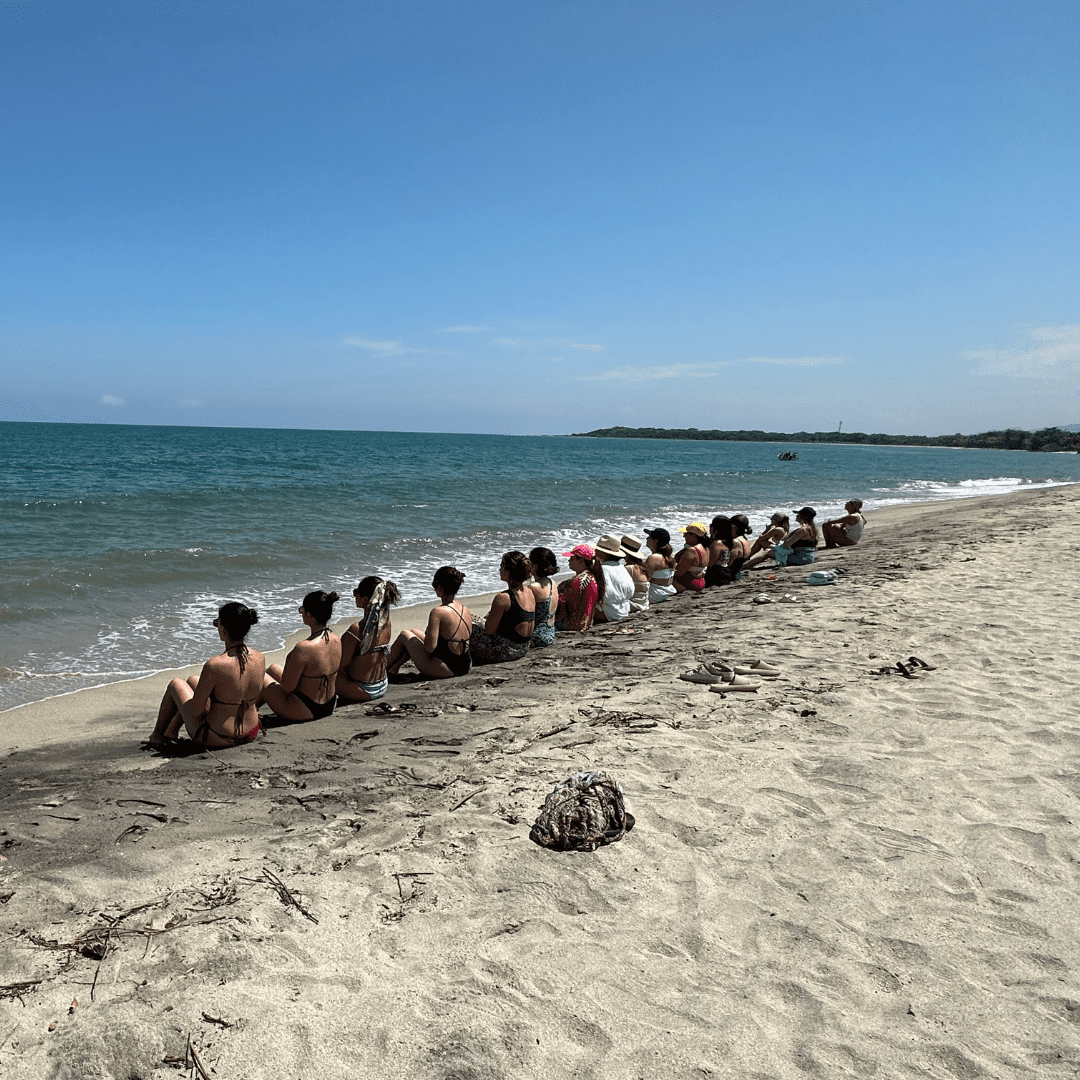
[527,546,559,647]
[469,550,536,664]
[337,576,400,703]
[386,566,473,679]
[260,590,342,720]
[145,602,265,750]
[727,515,753,578]
[704,515,734,587]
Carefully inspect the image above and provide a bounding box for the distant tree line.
[570,426,1080,452]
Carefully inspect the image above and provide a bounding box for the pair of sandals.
[365,701,418,716]
[679,658,781,693]
[873,656,937,678]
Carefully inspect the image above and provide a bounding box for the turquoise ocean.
[3,420,1079,713]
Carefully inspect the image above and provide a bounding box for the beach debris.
[185,1034,212,1080]
[529,771,634,852]
[347,728,379,743]
[259,867,318,924]
[449,787,485,812]
[0,979,42,1004]
[201,1012,234,1029]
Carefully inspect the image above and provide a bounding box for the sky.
[2,0,1079,436]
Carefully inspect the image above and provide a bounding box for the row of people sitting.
[145,502,867,751]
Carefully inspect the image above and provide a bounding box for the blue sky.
[2,0,1079,435]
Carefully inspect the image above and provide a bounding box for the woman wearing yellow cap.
[673,522,709,592]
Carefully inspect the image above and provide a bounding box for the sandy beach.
[3,484,1080,1079]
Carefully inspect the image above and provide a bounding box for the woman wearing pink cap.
[555,544,606,632]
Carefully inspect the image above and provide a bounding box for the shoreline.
[3,481,1080,1076]
[1,486,1072,746]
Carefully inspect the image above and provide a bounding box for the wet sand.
[2,485,1079,1079]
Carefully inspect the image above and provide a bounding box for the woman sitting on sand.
[336,576,400,703]
[260,590,342,720]
[743,512,789,570]
[528,547,559,647]
[644,528,677,603]
[772,507,819,566]
[727,514,754,578]
[622,534,651,611]
[704,515,734,587]
[470,550,537,664]
[386,566,473,679]
[673,522,709,592]
[823,499,866,548]
[146,602,266,750]
[556,544,606,632]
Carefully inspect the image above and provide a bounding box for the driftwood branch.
[260,868,318,924]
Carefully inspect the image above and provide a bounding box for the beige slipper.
[679,668,724,684]
[707,673,760,693]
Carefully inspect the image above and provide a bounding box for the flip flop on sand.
[708,673,760,693]
[679,668,725,684]
[709,658,781,678]
[365,702,418,715]
[908,656,937,670]
[753,594,774,604]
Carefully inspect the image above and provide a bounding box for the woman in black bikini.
[469,550,536,665]
[146,601,265,750]
[260,590,342,721]
[386,566,473,679]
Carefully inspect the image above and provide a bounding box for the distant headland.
[570,426,1080,453]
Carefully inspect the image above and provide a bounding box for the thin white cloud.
[548,338,605,352]
[493,335,605,351]
[343,336,426,357]
[966,323,1080,379]
[437,324,495,333]
[579,362,731,382]
[577,355,845,382]
[551,355,566,363]
[101,394,125,406]
[180,398,200,408]
[742,356,847,368]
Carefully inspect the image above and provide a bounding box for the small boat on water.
[778,451,799,461]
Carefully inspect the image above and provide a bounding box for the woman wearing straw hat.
[592,534,635,622]
[673,522,709,592]
[621,534,650,612]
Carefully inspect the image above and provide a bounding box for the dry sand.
[2,485,1079,1079]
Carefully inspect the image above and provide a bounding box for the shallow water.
[3,421,1078,711]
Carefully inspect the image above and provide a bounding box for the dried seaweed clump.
[529,770,634,852]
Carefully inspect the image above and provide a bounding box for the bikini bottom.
[340,675,388,700]
[289,689,338,720]
[193,719,260,748]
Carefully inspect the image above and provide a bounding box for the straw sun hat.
[594,534,630,558]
